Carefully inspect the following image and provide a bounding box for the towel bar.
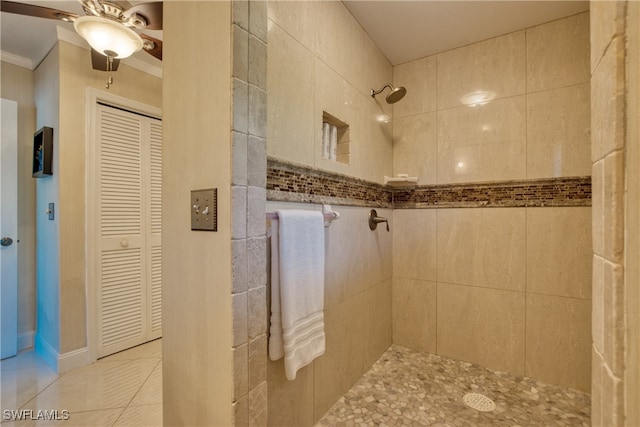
[266,204,340,227]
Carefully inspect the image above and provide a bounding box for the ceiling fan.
[1,0,162,85]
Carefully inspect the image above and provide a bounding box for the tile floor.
[317,345,591,427]
[2,341,591,426]
[0,339,162,427]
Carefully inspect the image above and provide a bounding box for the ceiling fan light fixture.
[74,16,143,59]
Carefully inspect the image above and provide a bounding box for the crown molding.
[0,50,34,70]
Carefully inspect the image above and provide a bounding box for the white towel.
[329,125,338,161]
[269,210,326,380]
[322,122,331,159]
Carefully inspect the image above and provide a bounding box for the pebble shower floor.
[316,345,590,427]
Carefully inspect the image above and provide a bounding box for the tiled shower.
[159,1,640,425]
[260,2,593,426]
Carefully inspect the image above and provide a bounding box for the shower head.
[371,83,407,104]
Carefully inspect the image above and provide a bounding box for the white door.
[94,104,162,358]
[0,98,18,359]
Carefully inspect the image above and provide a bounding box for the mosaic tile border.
[394,176,592,208]
[267,157,393,208]
[266,158,591,208]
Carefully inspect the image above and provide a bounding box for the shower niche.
[321,111,350,165]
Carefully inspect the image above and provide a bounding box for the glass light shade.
[74,16,143,59]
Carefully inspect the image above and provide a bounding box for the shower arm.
[371,84,394,98]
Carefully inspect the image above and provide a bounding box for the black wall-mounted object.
[33,126,53,178]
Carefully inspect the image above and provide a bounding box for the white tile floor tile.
[0,339,162,427]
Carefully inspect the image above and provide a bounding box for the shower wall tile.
[267,358,314,427]
[314,1,367,97]
[249,86,267,139]
[233,344,248,401]
[249,0,267,42]
[324,206,392,309]
[526,12,590,92]
[591,36,626,163]
[591,347,604,426]
[267,1,317,61]
[392,55,437,118]
[360,99,394,184]
[392,278,437,354]
[247,286,267,339]
[437,96,526,184]
[526,83,591,179]
[436,208,526,292]
[267,23,315,166]
[590,1,626,73]
[233,25,249,81]
[363,209,393,287]
[232,292,248,347]
[592,255,605,353]
[526,207,592,299]
[266,202,392,426]
[268,0,392,186]
[232,239,248,294]
[232,131,248,186]
[249,334,267,390]
[233,78,249,133]
[313,296,365,421]
[233,0,248,30]
[392,113,437,185]
[436,31,525,110]
[248,381,267,426]
[437,282,526,375]
[247,237,267,289]
[363,279,392,370]
[247,187,266,238]
[525,293,591,392]
[393,209,436,281]
[324,208,369,308]
[247,136,267,188]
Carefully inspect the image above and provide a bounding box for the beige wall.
[391,13,592,393]
[393,207,592,392]
[1,61,36,342]
[265,2,394,424]
[56,41,162,354]
[162,2,233,425]
[590,1,640,425]
[267,1,393,184]
[30,39,162,367]
[393,12,591,185]
[33,46,61,357]
[266,203,392,426]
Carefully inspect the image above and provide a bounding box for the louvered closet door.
[95,104,162,358]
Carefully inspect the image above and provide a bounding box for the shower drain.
[462,392,496,412]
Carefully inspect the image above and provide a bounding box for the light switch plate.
[191,188,217,231]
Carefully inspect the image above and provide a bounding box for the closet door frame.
[85,89,162,363]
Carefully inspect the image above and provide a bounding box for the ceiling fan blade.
[140,33,162,61]
[110,1,133,9]
[91,48,120,72]
[126,2,162,30]
[0,0,78,21]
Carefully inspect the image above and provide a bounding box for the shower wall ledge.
[266,157,591,208]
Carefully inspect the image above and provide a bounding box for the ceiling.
[344,1,589,65]
[0,1,589,72]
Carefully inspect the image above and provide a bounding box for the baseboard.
[34,334,88,374]
[17,331,35,351]
[35,333,59,372]
[58,347,88,373]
